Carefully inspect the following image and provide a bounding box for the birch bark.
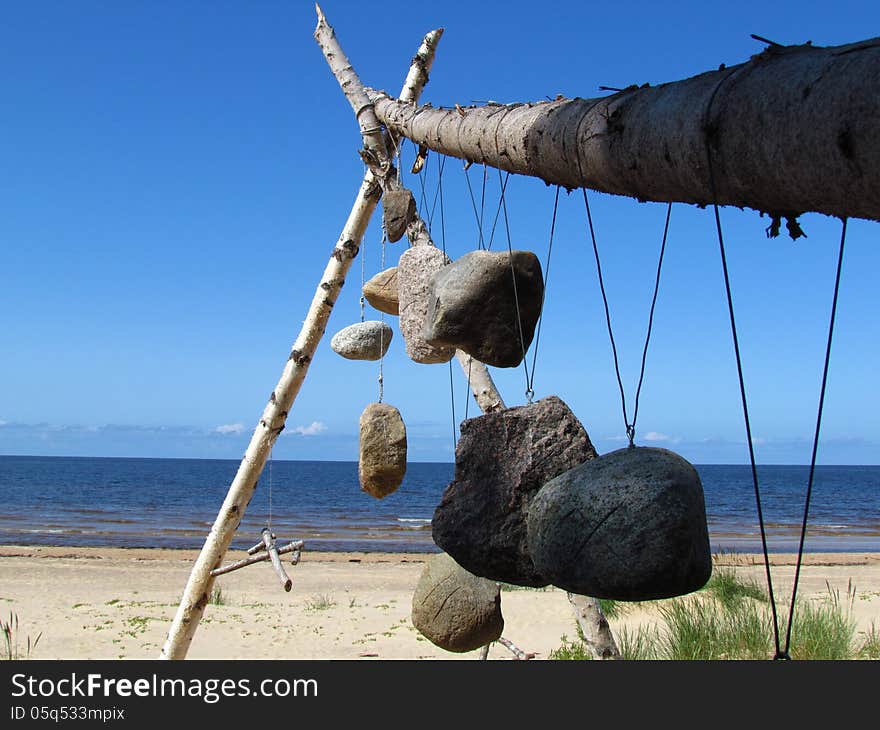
[159,24,444,661]
[369,37,880,223]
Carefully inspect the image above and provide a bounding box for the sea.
[0,456,878,554]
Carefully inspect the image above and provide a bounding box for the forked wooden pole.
[160,23,444,660]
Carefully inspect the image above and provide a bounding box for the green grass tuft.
[2,613,41,660]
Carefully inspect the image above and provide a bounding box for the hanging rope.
[782,217,848,657]
[702,68,783,658]
[582,189,672,447]
[526,185,561,401]
[497,170,533,401]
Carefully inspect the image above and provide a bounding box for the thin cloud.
[643,431,674,443]
[215,423,245,435]
[290,421,327,436]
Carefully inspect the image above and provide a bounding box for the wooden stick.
[247,537,270,555]
[159,25,443,660]
[497,637,535,660]
[210,540,305,577]
[262,528,292,592]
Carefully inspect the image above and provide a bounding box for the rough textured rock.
[358,403,407,499]
[526,446,712,601]
[423,249,544,368]
[411,552,503,652]
[330,321,393,361]
[397,245,455,364]
[432,396,597,586]
[382,189,417,243]
[362,267,399,316]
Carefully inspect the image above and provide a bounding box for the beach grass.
[552,565,875,660]
[2,612,42,660]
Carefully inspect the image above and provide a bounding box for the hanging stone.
[330,321,393,361]
[362,267,400,316]
[432,395,597,587]
[358,403,407,499]
[397,245,456,364]
[382,188,417,243]
[411,552,504,653]
[526,446,712,601]
[423,249,544,368]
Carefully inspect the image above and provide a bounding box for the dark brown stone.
[423,249,544,368]
[432,395,597,586]
[382,188,417,243]
[410,552,503,653]
[526,446,712,601]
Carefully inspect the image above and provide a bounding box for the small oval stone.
[330,321,393,361]
[411,552,504,653]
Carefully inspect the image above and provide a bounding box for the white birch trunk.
[368,37,880,223]
[159,23,444,661]
[567,594,621,660]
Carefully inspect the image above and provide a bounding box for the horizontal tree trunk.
[370,37,880,222]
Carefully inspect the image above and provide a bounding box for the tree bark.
[567,594,621,660]
[369,37,880,223]
[159,24,444,661]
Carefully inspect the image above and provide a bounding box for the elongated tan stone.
[397,245,455,364]
[362,267,400,316]
[358,402,407,499]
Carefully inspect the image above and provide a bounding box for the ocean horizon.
[1,454,878,554]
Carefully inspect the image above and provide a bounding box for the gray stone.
[362,267,399,316]
[330,321,393,361]
[432,396,597,587]
[358,403,407,499]
[411,552,503,652]
[397,245,456,364]
[423,249,544,368]
[526,446,712,601]
[382,189,417,243]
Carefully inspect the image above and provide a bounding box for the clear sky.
[1,1,878,464]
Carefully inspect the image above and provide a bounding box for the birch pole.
[159,22,444,661]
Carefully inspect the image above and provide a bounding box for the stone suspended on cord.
[432,395,597,587]
[423,249,544,368]
[358,402,407,499]
[397,244,456,364]
[382,188,417,243]
[526,446,712,601]
[362,266,399,316]
[411,552,504,653]
[330,321,393,361]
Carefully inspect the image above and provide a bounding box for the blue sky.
[1,1,878,464]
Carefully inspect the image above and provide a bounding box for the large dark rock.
[411,552,503,653]
[397,245,456,364]
[526,446,712,601]
[423,249,544,368]
[432,396,597,587]
[358,403,407,499]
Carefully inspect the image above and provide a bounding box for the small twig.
[479,644,490,660]
[261,528,292,592]
[497,637,535,660]
[750,33,784,47]
[210,540,305,578]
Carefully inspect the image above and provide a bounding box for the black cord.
[782,217,848,657]
[583,190,670,446]
[527,185,561,401]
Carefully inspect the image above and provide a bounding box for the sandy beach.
[0,545,877,660]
